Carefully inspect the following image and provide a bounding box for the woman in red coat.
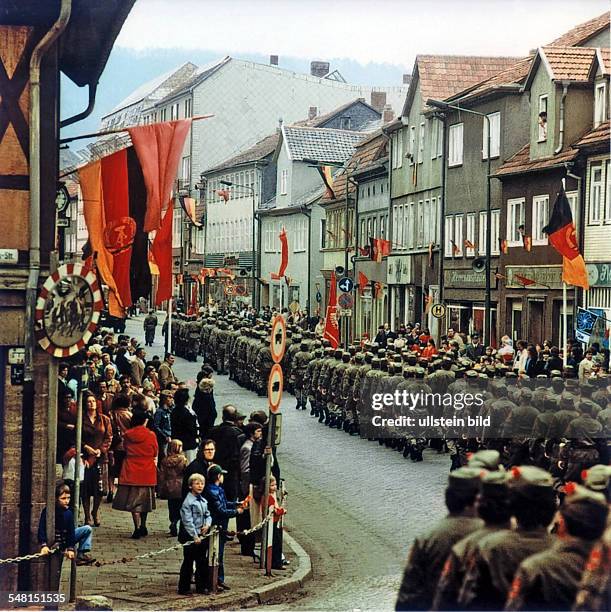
[112,410,158,539]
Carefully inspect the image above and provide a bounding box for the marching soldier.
[291,340,312,410]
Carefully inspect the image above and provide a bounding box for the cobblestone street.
[127,315,449,610]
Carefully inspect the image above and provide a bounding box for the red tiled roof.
[573,121,610,149]
[413,55,519,110]
[494,144,578,178]
[450,12,610,104]
[598,48,611,74]
[549,11,610,47]
[321,131,388,203]
[541,46,597,82]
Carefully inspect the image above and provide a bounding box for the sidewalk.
[59,497,310,610]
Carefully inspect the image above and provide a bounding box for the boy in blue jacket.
[178,473,212,595]
[204,464,244,590]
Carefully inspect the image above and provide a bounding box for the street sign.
[431,303,446,319]
[56,218,70,228]
[338,308,352,317]
[338,293,354,309]
[224,285,235,296]
[289,300,300,314]
[268,364,283,413]
[0,249,18,264]
[316,291,322,303]
[338,276,354,293]
[270,315,286,363]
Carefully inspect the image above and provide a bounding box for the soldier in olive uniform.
[396,467,484,611]
[215,321,229,374]
[573,524,611,611]
[291,341,312,410]
[254,333,274,396]
[329,351,350,428]
[458,466,557,610]
[341,353,362,434]
[305,348,324,416]
[506,484,609,611]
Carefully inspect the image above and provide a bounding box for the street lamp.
[219,178,258,310]
[426,99,492,347]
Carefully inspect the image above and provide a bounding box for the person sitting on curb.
[38,480,96,566]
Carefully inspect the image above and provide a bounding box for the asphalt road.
[125,315,450,611]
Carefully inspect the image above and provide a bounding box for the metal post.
[207,528,220,593]
[563,282,568,368]
[167,298,172,353]
[69,367,84,603]
[260,413,275,572]
[344,170,350,349]
[484,114,492,347]
[252,186,257,310]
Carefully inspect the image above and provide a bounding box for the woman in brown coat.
[81,391,112,526]
[157,439,188,536]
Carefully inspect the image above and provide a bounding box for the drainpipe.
[554,82,570,154]
[59,82,97,128]
[437,113,448,343]
[21,0,72,591]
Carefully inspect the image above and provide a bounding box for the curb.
[249,531,312,604]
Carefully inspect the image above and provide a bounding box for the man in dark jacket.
[208,405,244,501]
[170,388,199,463]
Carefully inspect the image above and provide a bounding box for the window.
[448,123,463,166]
[423,199,431,244]
[340,116,352,130]
[466,213,476,256]
[397,205,405,249]
[184,98,192,118]
[418,122,425,163]
[160,108,167,122]
[295,217,307,252]
[431,119,439,159]
[181,156,190,182]
[320,219,326,249]
[454,214,463,256]
[478,211,487,256]
[507,198,525,245]
[482,112,500,159]
[408,202,416,248]
[532,195,549,244]
[430,197,439,243]
[280,169,288,195]
[172,211,182,248]
[589,164,604,224]
[538,96,548,142]
[444,216,454,257]
[437,122,443,158]
[361,218,366,246]
[380,215,386,239]
[417,200,424,246]
[409,126,416,164]
[395,131,403,168]
[491,209,500,255]
[170,103,179,121]
[594,82,607,127]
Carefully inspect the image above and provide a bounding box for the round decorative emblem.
[35,262,104,358]
[103,216,136,254]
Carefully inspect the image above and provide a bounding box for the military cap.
[582,465,611,493]
[561,483,608,527]
[293,334,302,341]
[314,349,323,358]
[300,341,309,350]
[377,348,386,358]
[371,357,380,365]
[355,353,364,363]
[334,349,343,359]
[285,330,293,338]
[466,370,478,379]
[509,466,554,490]
[342,352,350,363]
[414,367,425,378]
[324,347,334,355]
[447,466,482,494]
[505,371,518,378]
[480,470,510,495]
[468,449,501,471]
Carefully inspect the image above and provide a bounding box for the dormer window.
[538,95,548,142]
[340,116,352,130]
[594,82,607,127]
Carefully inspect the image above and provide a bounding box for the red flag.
[428,242,434,268]
[522,235,532,252]
[127,119,192,232]
[499,238,509,254]
[358,271,369,295]
[152,201,174,304]
[369,237,391,263]
[216,189,230,203]
[424,293,433,315]
[358,245,370,257]
[543,188,589,289]
[464,239,476,250]
[317,166,335,200]
[515,274,537,287]
[179,195,202,226]
[271,228,289,280]
[323,271,340,348]
[374,281,384,299]
[451,240,460,256]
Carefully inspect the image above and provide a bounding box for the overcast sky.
[116,0,609,67]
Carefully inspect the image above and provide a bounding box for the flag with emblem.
[271,228,289,280]
[323,271,340,348]
[358,271,369,296]
[216,189,230,203]
[543,188,589,289]
[369,237,391,263]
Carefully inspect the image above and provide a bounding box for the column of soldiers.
[171,313,610,609]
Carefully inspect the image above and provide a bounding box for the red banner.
[323,271,340,348]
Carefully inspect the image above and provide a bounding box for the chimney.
[402,73,412,85]
[310,61,330,78]
[382,104,395,124]
[270,54,279,66]
[370,91,387,112]
[308,106,318,120]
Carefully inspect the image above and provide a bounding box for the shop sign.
[444,268,491,288]
[505,265,563,290]
[587,263,611,287]
[387,256,411,284]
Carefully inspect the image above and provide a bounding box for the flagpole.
[167,296,173,354]
[562,281,568,368]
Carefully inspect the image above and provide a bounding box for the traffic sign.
[338,276,354,293]
[316,291,322,303]
[268,364,283,413]
[270,315,286,363]
[338,308,352,317]
[338,293,354,309]
[431,303,446,319]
